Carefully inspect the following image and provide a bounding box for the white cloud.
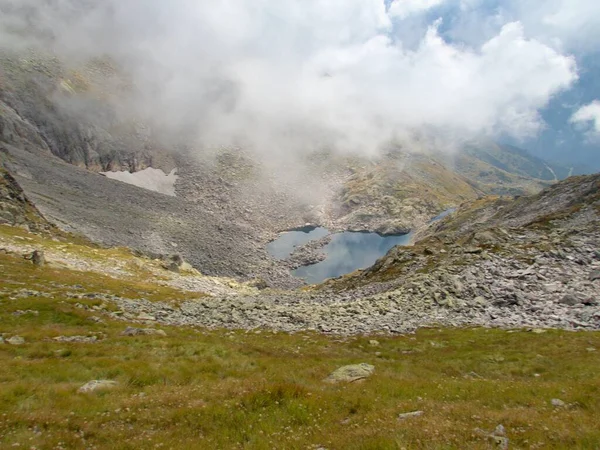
[449,0,600,53]
[519,0,600,52]
[0,0,581,157]
[571,101,600,140]
[388,0,446,19]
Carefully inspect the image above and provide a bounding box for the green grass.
[1,251,599,449]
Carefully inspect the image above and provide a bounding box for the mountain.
[332,174,600,332]
[1,53,600,448]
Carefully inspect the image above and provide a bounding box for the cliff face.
[0,50,176,172]
[0,167,54,234]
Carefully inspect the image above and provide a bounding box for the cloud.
[388,0,446,19]
[0,0,581,158]
[447,0,600,54]
[515,0,600,53]
[571,101,600,140]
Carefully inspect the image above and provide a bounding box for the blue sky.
[387,0,600,169]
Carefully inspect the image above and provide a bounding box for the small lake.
[266,226,329,260]
[268,209,455,284]
[292,231,412,284]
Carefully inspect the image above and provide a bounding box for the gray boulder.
[78,380,118,393]
[7,336,25,345]
[121,327,167,337]
[559,294,582,306]
[324,363,375,383]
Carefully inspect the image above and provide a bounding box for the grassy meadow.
[0,232,599,449]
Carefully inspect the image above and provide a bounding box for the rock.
[136,312,156,321]
[369,340,380,347]
[53,335,98,343]
[24,250,45,266]
[490,435,509,450]
[581,297,598,306]
[473,296,487,306]
[31,250,45,266]
[551,398,566,408]
[7,336,25,345]
[531,328,547,334]
[249,278,269,290]
[559,294,581,306]
[161,254,184,272]
[589,270,600,281]
[179,261,198,274]
[475,425,509,450]
[121,327,167,337]
[397,410,424,420]
[324,363,375,383]
[473,231,498,245]
[464,246,483,254]
[78,380,118,393]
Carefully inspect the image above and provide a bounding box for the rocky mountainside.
[4,173,594,335]
[1,47,586,293]
[0,50,176,172]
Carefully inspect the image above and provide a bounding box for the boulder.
[161,254,184,272]
[559,294,582,306]
[7,336,25,345]
[121,327,167,337]
[78,380,118,393]
[248,278,269,290]
[324,363,375,383]
[397,410,424,420]
[24,250,45,267]
[53,335,98,343]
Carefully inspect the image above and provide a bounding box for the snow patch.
[101,168,178,196]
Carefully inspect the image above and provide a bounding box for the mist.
[0,0,583,159]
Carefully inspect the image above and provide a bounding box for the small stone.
[78,380,118,393]
[589,270,600,281]
[397,410,424,420]
[324,363,375,383]
[7,336,25,345]
[491,435,509,450]
[369,340,380,347]
[531,328,547,334]
[161,254,184,272]
[559,294,581,306]
[136,313,156,321]
[121,327,166,337]
[249,278,269,290]
[30,250,45,267]
[52,335,98,343]
[474,296,487,306]
[586,347,596,352]
[551,398,566,408]
[475,425,509,450]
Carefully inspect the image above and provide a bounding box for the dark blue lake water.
[292,231,411,284]
[266,226,329,260]
[267,209,455,284]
